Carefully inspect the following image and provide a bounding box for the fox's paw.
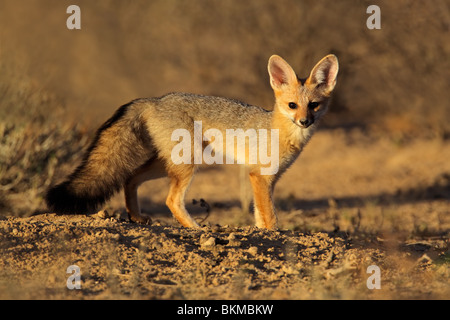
[128,213,152,225]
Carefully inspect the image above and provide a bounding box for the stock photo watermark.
[66,265,81,290]
[171,121,280,175]
[66,4,381,31]
[366,5,381,30]
[66,5,81,30]
[366,265,381,290]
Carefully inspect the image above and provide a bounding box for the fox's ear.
[268,55,298,91]
[308,54,339,93]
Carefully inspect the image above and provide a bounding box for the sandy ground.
[1,129,449,299]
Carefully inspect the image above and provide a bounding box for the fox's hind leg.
[125,158,167,224]
[165,165,200,228]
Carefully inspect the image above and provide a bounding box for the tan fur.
[46,54,338,230]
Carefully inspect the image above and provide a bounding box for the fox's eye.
[288,102,297,109]
[308,102,319,110]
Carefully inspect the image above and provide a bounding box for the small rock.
[226,232,241,247]
[199,233,210,244]
[201,237,217,249]
[416,253,432,265]
[248,246,258,256]
[281,265,299,275]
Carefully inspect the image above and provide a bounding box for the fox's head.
[268,54,339,129]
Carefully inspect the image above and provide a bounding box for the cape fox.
[46,54,339,230]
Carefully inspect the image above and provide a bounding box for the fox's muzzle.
[298,117,314,128]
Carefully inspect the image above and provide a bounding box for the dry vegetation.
[0,0,449,300]
[0,61,86,216]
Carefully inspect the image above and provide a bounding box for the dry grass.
[0,61,88,216]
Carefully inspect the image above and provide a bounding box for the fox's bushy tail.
[45,100,154,214]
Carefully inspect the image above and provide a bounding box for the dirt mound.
[1,213,448,299]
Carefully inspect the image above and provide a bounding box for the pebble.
[248,246,258,256]
[226,232,241,247]
[201,237,217,249]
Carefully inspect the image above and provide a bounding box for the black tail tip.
[45,182,100,214]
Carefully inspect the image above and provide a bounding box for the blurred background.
[0,0,449,217]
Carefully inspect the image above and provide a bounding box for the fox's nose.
[299,118,311,127]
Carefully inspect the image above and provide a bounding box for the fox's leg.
[249,172,277,230]
[165,165,200,228]
[125,158,167,224]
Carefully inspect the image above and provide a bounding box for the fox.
[45,54,338,230]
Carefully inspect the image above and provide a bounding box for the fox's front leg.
[249,173,277,230]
